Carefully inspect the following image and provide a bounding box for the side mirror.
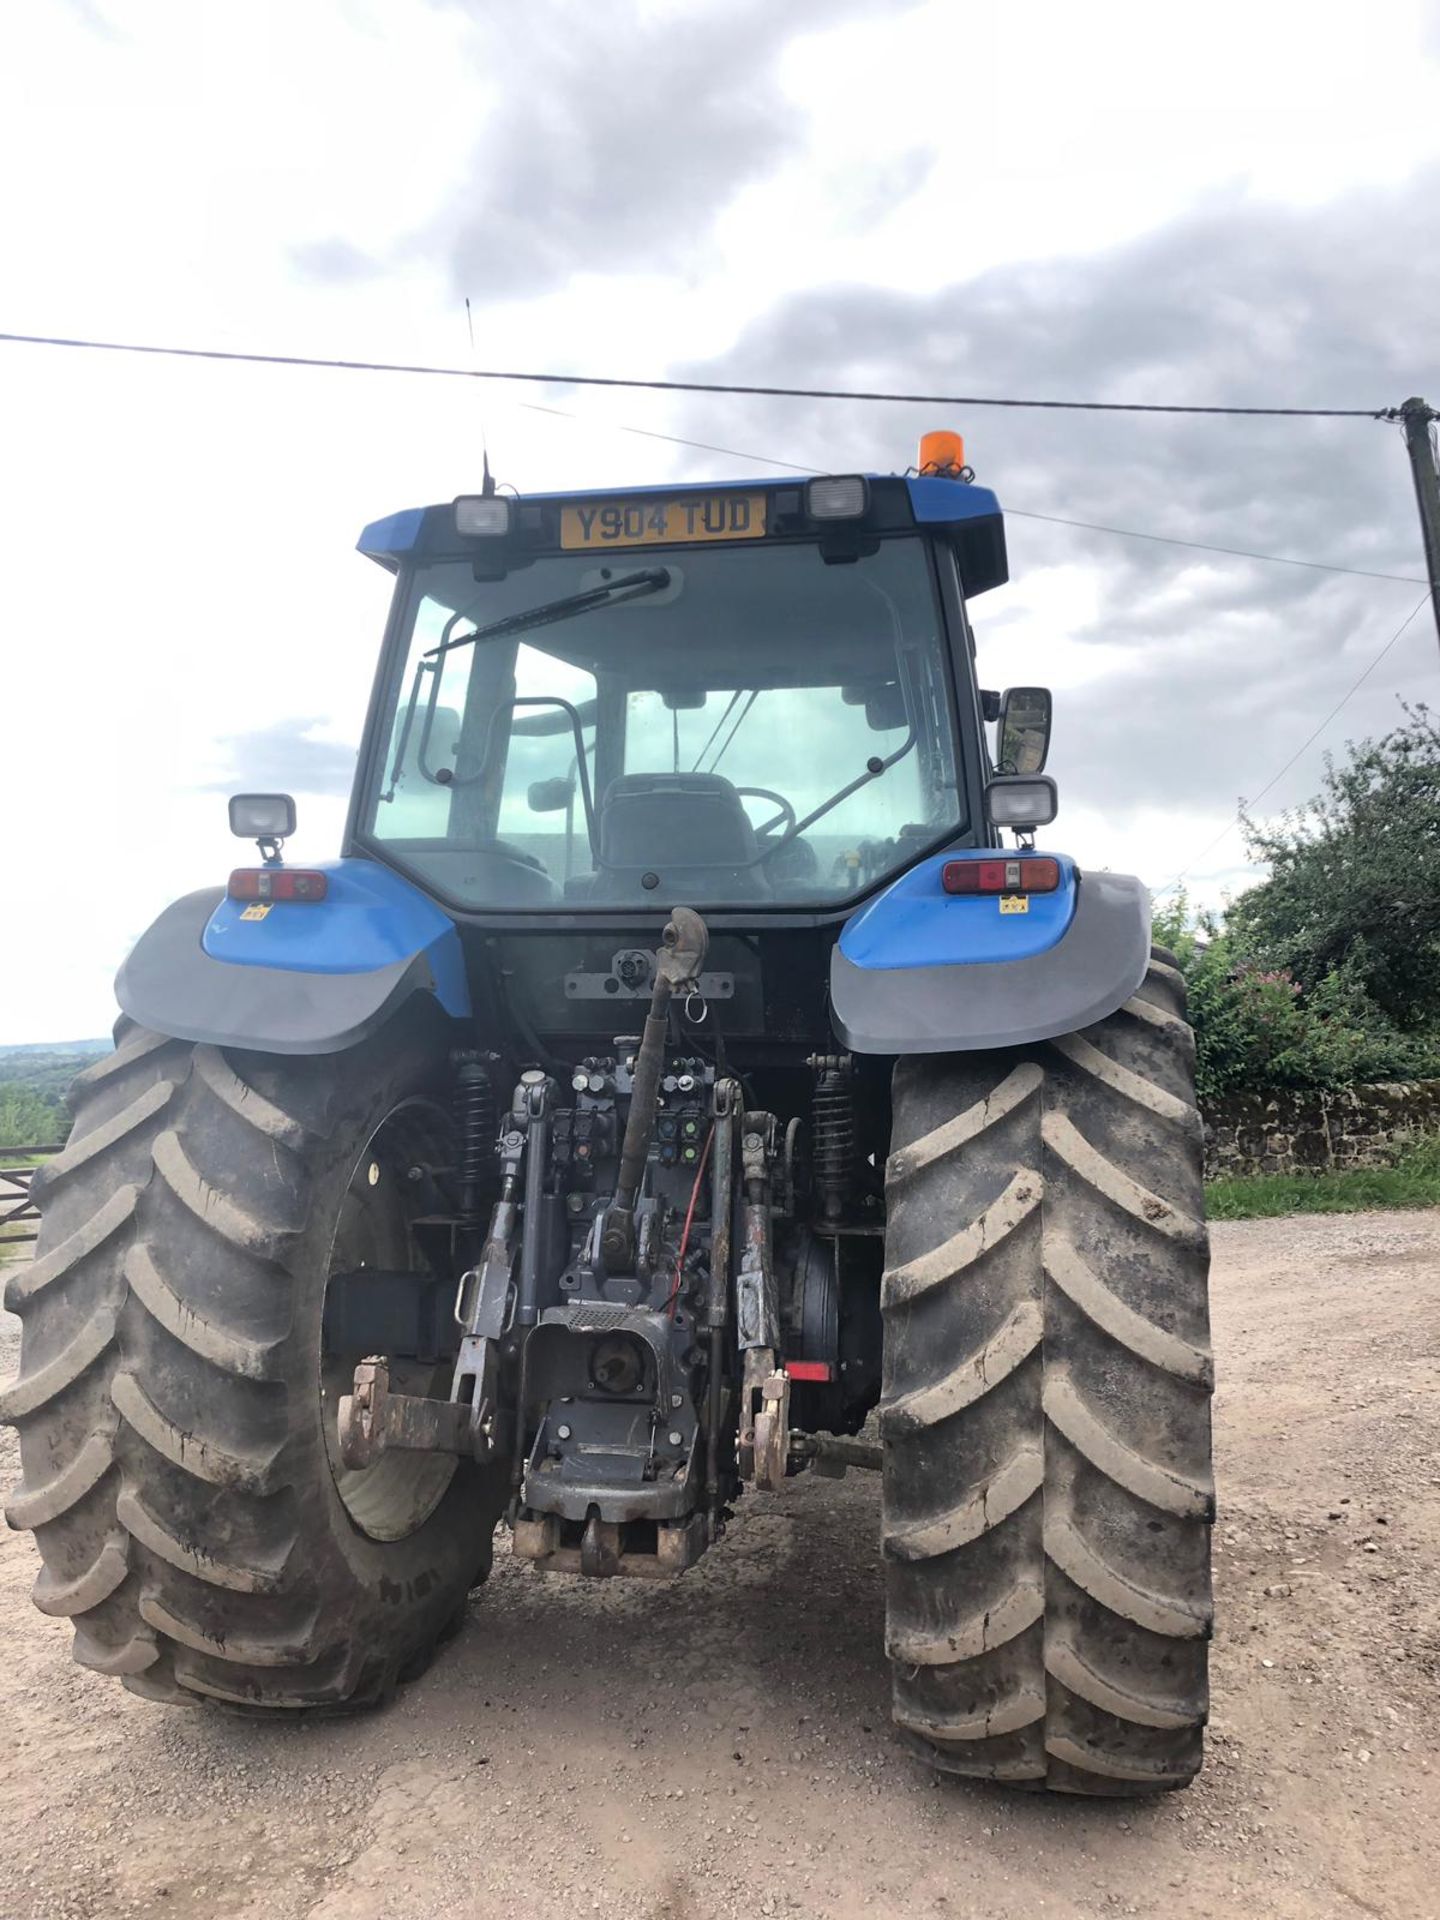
[842,680,909,731]
[997,686,1052,775]
[986,773,1058,833]
[528,776,575,813]
[864,682,908,732]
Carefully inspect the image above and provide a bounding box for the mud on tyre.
[3,1006,506,1709]
[881,951,1214,1793]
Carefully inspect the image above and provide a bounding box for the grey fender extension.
[830,870,1151,1055]
[116,889,449,1056]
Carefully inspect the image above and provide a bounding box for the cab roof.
[357,471,1008,597]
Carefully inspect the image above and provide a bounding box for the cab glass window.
[364,536,964,910]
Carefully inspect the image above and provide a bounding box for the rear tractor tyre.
[3,1005,507,1710]
[881,950,1214,1794]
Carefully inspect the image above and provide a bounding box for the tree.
[0,1082,67,1151]
[1231,705,1440,1030]
[1152,712,1440,1099]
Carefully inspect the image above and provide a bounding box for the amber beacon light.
[917,429,967,475]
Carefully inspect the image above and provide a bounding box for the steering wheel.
[735,786,797,839]
[492,837,548,874]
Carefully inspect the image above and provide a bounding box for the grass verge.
[1207,1132,1440,1220]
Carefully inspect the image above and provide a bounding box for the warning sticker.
[239,903,272,922]
[998,895,1029,915]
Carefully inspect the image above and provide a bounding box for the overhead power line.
[0,329,1392,418]
[518,395,1429,586]
[514,398,830,475]
[1152,591,1432,898]
[1000,508,1426,586]
[2,326,1422,580]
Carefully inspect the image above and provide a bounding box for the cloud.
[815,146,938,236]
[287,237,380,286]
[205,718,357,797]
[294,0,918,301]
[664,171,1440,816]
[56,0,123,37]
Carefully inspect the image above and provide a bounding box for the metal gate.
[1,1150,61,1248]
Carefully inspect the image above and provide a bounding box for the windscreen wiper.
[424,567,671,661]
[751,726,919,865]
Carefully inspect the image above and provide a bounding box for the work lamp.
[454,496,512,536]
[805,476,869,519]
[228,793,296,840]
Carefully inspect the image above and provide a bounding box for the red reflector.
[228,868,329,902]
[785,1360,834,1383]
[1020,857,1060,891]
[942,857,1061,896]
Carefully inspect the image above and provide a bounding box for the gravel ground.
[2,1208,1438,1920]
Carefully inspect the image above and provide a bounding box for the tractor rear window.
[361,536,966,911]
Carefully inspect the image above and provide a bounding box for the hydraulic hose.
[600,908,708,1274]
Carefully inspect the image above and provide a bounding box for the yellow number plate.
[999,895,1029,915]
[560,492,766,550]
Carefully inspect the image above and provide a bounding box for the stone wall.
[1202,1079,1440,1180]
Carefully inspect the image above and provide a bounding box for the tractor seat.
[596,772,768,896]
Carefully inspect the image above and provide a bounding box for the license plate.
[560,492,766,550]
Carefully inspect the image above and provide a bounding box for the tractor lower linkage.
[335,907,879,1580]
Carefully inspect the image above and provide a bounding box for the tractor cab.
[349,458,1013,921]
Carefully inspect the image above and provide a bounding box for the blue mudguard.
[829,850,1150,1055]
[116,858,470,1056]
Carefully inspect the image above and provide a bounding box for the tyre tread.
[5,1016,502,1714]
[882,953,1213,1794]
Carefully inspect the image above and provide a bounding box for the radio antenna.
[464,296,495,494]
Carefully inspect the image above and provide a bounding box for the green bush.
[1153,713,1440,1100]
[0,1081,68,1153]
[1152,901,1418,1100]
[1233,707,1440,1029]
[1155,897,1440,1104]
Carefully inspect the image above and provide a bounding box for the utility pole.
[1399,396,1440,654]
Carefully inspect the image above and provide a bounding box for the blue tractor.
[3,437,1213,1794]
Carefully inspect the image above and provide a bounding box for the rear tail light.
[942,857,1060,895]
[785,1360,834,1383]
[228,869,329,902]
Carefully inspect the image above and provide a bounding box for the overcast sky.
[2,0,1438,1042]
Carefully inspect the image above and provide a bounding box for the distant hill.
[0,1042,107,1098]
[0,1040,108,1056]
